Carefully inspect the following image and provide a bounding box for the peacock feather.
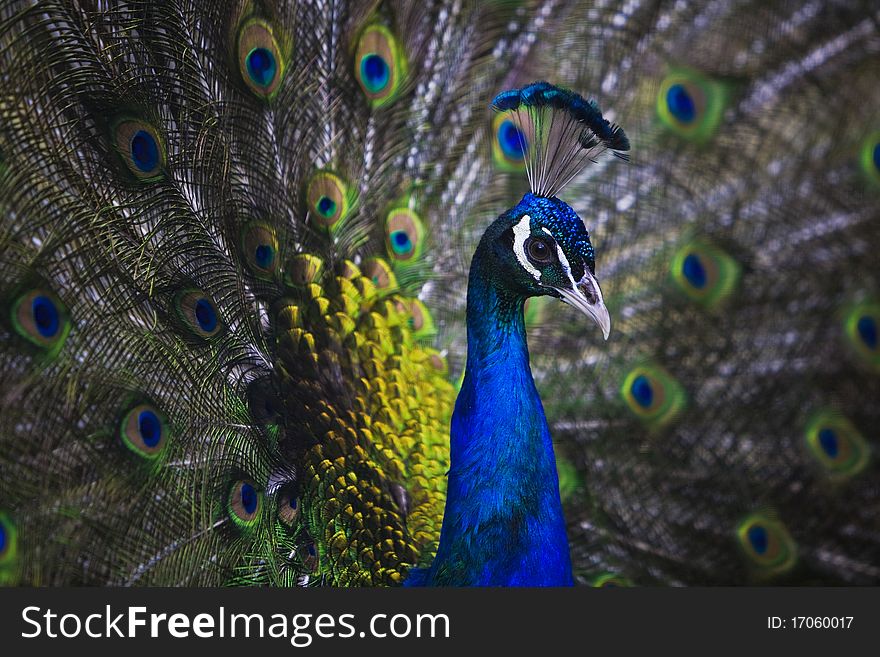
[0,0,878,587]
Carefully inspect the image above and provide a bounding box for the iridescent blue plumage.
[361,54,390,93]
[818,428,839,459]
[666,84,696,123]
[406,83,624,585]
[246,47,277,87]
[137,410,162,449]
[194,298,218,333]
[254,244,274,269]
[241,483,258,515]
[31,296,59,338]
[130,130,159,172]
[411,189,610,586]
[747,525,768,555]
[682,253,707,289]
[857,315,877,350]
[498,120,526,159]
[631,375,654,408]
[1,0,879,591]
[493,81,630,153]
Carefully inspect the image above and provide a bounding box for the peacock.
[0,0,878,587]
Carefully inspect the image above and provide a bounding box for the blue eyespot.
[240,482,258,515]
[137,410,162,448]
[0,513,17,564]
[12,289,69,351]
[194,298,218,333]
[237,19,285,98]
[121,403,168,458]
[738,514,796,572]
[874,143,880,172]
[229,479,261,527]
[857,315,877,350]
[630,375,654,408]
[299,540,318,570]
[354,25,404,107]
[246,47,277,88]
[817,428,838,459]
[384,209,423,263]
[32,295,60,338]
[390,230,412,255]
[360,54,390,93]
[666,84,696,124]
[175,289,222,338]
[114,120,164,179]
[682,253,707,289]
[277,490,300,528]
[317,195,337,217]
[747,524,768,555]
[130,130,160,173]
[806,411,869,477]
[254,244,275,269]
[242,224,278,277]
[498,120,526,160]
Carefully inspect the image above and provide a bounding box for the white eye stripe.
[554,241,581,291]
[512,214,542,281]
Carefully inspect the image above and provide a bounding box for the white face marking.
[554,241,581,291]
[512,215,542,281]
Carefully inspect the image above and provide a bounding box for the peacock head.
[488,82,629,340]
[488,192,610,339]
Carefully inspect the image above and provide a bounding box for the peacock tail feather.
[0,0,878,586]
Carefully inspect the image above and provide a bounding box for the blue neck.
[422,240,573,586]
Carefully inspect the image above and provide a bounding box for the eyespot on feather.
[241,223,279,278]
[120,403,168,458]
[277,491,300,528]
[424,348,448,375]
[396,297,435,339]
[384,208,424,262]
[736,513,797,574]
[361,258,398,292]
[657,70,727,142]
[861,131,880,187]
[11,288,70,353]
[492,112,530,171]
[237,19,286,99]
[174,289,223,339]
[306,171,354,229]
[805,410,869,478]
[354,24,406,108]
[844,301,880,370]
[621,364,686,427]
[0,513,18,566]
[671,241,740,308]
[114,119,165,180]
[299,538,319,572]
[228,480,262,527]
[590,573,633,587]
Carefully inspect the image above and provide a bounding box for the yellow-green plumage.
[0,0,879,588]
[276,256,452,585]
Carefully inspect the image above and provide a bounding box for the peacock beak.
[553,271,611,340]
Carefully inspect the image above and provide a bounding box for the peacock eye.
[526,237,553,264]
